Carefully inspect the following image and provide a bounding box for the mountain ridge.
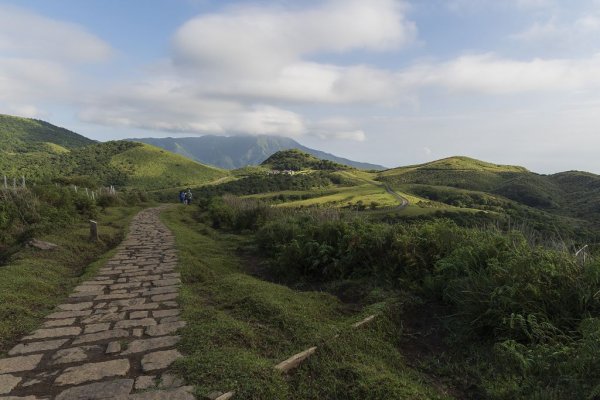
[131,135,386,170]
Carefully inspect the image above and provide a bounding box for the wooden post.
[213,392,235,400]
[85,188,89,198]
[274,347,317,373]
[352,315,376,329]
[89,220,98,242]
[3,175,6,189]
[22,176,25,188]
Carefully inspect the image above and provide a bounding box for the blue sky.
[1,0,600,172]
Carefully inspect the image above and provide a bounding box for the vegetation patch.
[0,206,140,354]
[161,206,448,399]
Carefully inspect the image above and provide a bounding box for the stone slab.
[46,310,92,319]
[55,359,130,386]
[43,318,76,328]
[55,379,134,400]
[141,350,182,372]
[51,346,102,365]
[58,302,93,311]
[152,310,180,318]
[127,386,195,400]
[8,338,68,356]
[72,329,129,345]
[114,318,157,329]
[146,322,186,337]
[0,374,22,395]
[23,326,81,340]
[0,354,43,374]
[84,323,110,334]
[122,336,180,355]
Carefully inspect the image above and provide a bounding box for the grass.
[0,113,94,152]
[110,143,229,190]
[0,206,140,354]
[161,205,452,399]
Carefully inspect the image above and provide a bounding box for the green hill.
[132,135,386,170]
[379,156,564,208]
[261,149,350,171]
[379,156,527,190]
[0,114,94,152]
[41,141,229,190]
[109,143,227,189]
[0,114,228,190]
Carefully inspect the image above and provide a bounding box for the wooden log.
[214,392,235,400]
[274,346,317,373]
[352,315,376,329]
[89,220,98,242]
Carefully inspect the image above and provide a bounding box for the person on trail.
[179,190,185,204]
[184,188,193,205]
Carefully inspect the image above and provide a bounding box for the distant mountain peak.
[131,135,385,170]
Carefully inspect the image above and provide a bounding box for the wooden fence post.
[3,175,7,189]
[89,220,98,242]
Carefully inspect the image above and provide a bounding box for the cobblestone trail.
[0,207,195,400]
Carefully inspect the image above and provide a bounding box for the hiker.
[178,190,185,204]
[184,188,193,205]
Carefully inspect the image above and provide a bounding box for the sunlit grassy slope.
[0,113,94,151]
[379,156,529,191]
[110,143,228,190]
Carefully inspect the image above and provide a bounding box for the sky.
[1,0,600,173]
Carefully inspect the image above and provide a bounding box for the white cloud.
[399,53,600,94]
[0,58,68,101]
[447,0,554,13]
[0,5,113,115]
[6,104,43,118]
[0,4,113,63]
[79,0,416,140]
[173,0,415,75]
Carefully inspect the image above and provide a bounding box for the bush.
[254,210,600,398]
[207,196,277,231]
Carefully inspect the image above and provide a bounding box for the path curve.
[0,206,195,400]
[383,183,409,210]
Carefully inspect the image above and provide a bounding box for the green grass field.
[161,206,451,400]
[110,143,229,190]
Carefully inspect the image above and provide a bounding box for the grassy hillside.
[262,149,350,171]
[0,114,229,190]
[110,143,228,190]
[162,206,450,399]
[0,114,94,152]
[133,135,386,170]
[379,156,528,190]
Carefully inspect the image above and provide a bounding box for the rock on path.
[0,207,195,400]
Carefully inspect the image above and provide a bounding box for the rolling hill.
[0,113,94,152]
[131,135,386,170]
[0,114,228,189]
[379,156,564,208]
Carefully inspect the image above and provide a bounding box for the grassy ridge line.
[110,143,229,190]
[0,206,141,354]
[161,206,451,399]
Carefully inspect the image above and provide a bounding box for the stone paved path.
[0,207,195,400]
